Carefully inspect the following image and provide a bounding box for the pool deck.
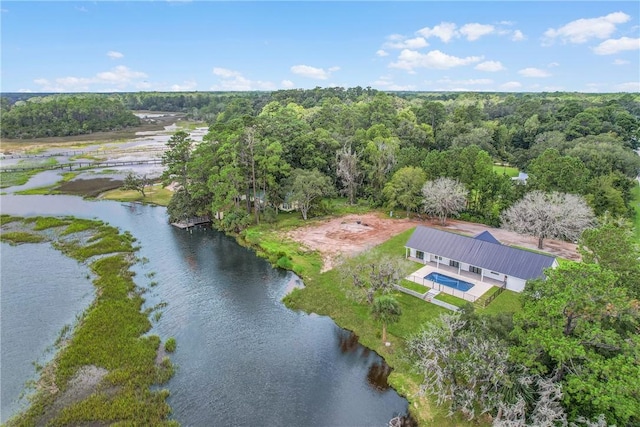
[406,264,495,302]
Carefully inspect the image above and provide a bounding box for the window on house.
[416,251,424,260]
[449,260,459,268]
[435,255,442,261]
[469,266,482,275]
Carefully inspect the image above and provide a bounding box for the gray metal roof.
[474,231,501,245]
[406,226,556,280]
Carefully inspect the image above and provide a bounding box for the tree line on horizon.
[153,88,639,232]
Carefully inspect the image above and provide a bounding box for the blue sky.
[1,1,639,93]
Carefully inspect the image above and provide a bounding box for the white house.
[405,226,557,292]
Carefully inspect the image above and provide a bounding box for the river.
[0,194,410,425]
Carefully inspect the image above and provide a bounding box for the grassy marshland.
[0,214,176,426]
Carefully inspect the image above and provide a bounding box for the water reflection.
[367,362,392,391]
[1,196,410,425]
[337,329,360,354]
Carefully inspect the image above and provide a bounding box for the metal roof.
[406,226,556,280]
[474,231,501,245]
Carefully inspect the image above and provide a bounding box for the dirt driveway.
[286,213,579,272]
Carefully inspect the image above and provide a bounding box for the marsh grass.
[1,170,38,188]
[0,231,47,245]
[0,214,22,225]
[33,217,71,230]
[14,172,81,195]
[0,158,59,188]
[164,338,177,353]
[3,216,175,426]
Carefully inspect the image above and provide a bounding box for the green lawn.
[399,278,429,294]
[101,184,173,206]
[477,289,522,315]
[434,292,468,308]
[492,164,520,177]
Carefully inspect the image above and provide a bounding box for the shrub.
[164,337,177,353]
[277,255,293,270]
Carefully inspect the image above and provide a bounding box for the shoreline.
[0,215,175,426]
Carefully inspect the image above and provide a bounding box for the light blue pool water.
[424,272,474,292]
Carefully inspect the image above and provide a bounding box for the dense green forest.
[0,94,140,138]
[151,89,639,233]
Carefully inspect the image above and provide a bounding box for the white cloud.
[290,64,339,80]
[383,36,429,50]
[376,49,389,57]
[390,49,482,71]
[170,80,197,91]
[459,23,495,41]
[547,62,560,68]
[593,37,640,55]
[518,67,551,78]
[212,67,242,78]
[211,68,275,91]
[614,81,640,92]
[542,86,565,92]
[500,81,522,90]
[584,83,604,93]
[96,65,147,83]
[107,51,124,59]
[613,59,630,65]
[475,60,505,72]
[33,65,148,92]
[75,6,88,13]
[372,77,416,91]
[417,22,458,43]
[1,8,9,13]
[281,80,295,88]
[438,77,493,85]
[512,30,525,41]
[544,12,630,44]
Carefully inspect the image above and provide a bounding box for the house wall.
[506,277,527,292]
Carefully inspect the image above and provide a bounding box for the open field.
[285,213,580,273]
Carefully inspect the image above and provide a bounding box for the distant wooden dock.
[0,159,162,173]
[171,216,211,229]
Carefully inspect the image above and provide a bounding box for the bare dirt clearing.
[286,213,579,272]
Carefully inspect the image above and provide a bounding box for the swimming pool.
[424,272,474,292]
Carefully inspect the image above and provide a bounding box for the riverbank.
[235,218,473,426]
[0,215,176,426]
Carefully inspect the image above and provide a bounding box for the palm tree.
[371,295,402,344]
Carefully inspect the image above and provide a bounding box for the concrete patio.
[405,263,497,302]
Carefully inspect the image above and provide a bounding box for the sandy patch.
[286,213,580,272]
[38,365,110,426]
